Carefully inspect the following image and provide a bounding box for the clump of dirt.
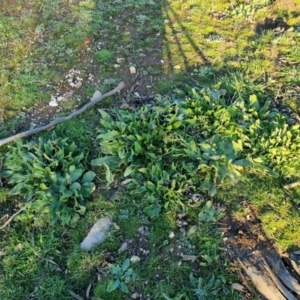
[223,202,300,299]
[255,17,291,35]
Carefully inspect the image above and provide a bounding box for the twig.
[283,182,300,190]
[0,82,125,147]
[69,290,84,300]
[0,158,3,186]
[0,200,33,230]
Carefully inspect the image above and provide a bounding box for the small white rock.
[49,97,58,107]
[130,255,141,263]
[169,232,175,239]
[130,66,136,74]
[187,225,197,236]
[80,216,112,251]
[74,81,82,89]
[118,242,128,254]
[231,283,245,292]
[117,58,125,63]
[131,292,139,299]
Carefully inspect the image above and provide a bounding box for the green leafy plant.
[2,133,95,226]
[92,87,300,216]
[198,201,223,222]
[106,258,137,293]
[189,274,225,300]
[96,49,114,64]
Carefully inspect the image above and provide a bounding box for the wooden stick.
[0,200,33,230]
[0,82,125,147]
[283,181,300,190]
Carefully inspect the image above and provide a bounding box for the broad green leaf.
[9,174,28,184]
[249,94,260,111]
[172,121,182,128]
[91,156,121,169]
[75,205,86,215]
[39,183,48,190]
[70,168,84,182]
[97,130,119,141]
[69,165,75,172]
[120,282,129,293]
[124,166,134,177]
[44,143,53,156]
[121,259,130,272]
[106,279,120,292]
[104,164,114,185]
[208,184,217,197]
[68,142,76,153]
[55,149,64,161]
[109,265,122,276]
[82,171,96,183]
[146,181,156,192]
[233,159,251,167]
[98,109,113,123]
[10,183,25,195]
[134,141,142,153]
[70,182,81,191]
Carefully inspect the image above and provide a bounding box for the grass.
[1,0,300,299]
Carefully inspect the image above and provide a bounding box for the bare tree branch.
[283,181,300,190]
[0,200,34,230]
[0,82,125,147]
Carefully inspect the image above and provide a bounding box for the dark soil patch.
[255,17,291,35]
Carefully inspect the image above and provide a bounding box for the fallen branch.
[0,200,34,230]
[0,82,125,147]
[283,181,300,190]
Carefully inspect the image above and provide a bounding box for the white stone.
[80,216,112,251]
[130,66,136,74]
[169,232,175,239]
[130,255,141,263]
[74,81,82,88]
[49,97,58,107]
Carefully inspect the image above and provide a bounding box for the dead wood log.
[289,252,300,277]
[238,255,293,300]
[265,252,300,295]
[0,82,125,147]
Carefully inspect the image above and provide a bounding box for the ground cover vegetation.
[1,0,300,299]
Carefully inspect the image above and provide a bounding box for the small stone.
[187,225,197,236]
[130,255,141,263]
[49,97,58,107]
[169,232,175,239]
[118,242,128,254]
[120,103,130,109]
[74,81,82,89]
[191,194,204,202]
[130,66,136,74]
[131,292,139,299]
[117,58,125,63]
[231,283,245,292]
